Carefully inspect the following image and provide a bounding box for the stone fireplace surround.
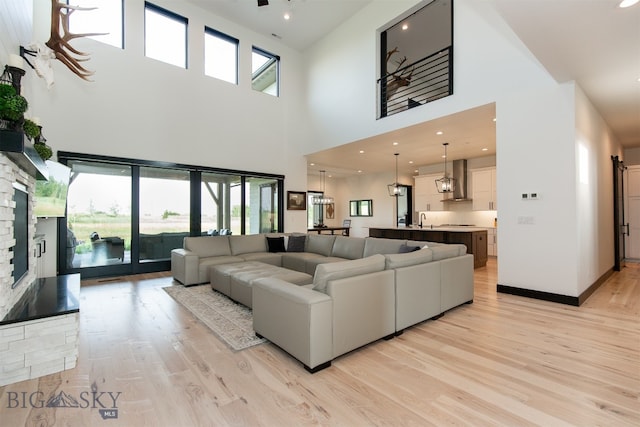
[0,153,80,386]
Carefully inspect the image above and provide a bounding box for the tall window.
[205,28,238,84]
[252,47,279,96]
[65,160,132,268]
[67,0,123,49]
[144,2,188,68]
[246,178,279,234]
[201,172,240,235]
[139,167,190,261]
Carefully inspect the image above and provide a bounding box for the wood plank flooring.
[1,259,638,426]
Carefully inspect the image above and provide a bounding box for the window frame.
[144,2,189,69]
[204,26,239,85]
[251,46,280,96]
[66,0,125,49]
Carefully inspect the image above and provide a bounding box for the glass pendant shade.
[435,142,456,193]
[388,153,406,197]
[312,170,334,205]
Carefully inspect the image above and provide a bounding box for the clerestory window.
[252,47,279,96]
[204,28,239,85]
[67,0,124,49]
[144,2,188,68]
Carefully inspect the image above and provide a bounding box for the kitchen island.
[369,227,488,268]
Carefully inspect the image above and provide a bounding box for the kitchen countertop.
[376,226,490,232]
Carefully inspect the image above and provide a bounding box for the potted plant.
[23,118,40,140]
[0,84,28,130]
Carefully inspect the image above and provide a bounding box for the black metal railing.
[378,46,453,118]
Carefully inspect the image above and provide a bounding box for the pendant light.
[388,153,406,197]
[435,142,456,193]
[313,170,334,205]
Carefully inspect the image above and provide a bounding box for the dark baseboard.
[497,267,614,307]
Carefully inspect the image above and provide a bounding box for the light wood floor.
[1,259,638,426]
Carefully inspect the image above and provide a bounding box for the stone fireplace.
[0,150,80,387]
[0,152,37,320]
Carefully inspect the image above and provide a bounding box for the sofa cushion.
[266,236,286,253]
[281,252,326,272]
[384,249,434,269]
[185,236,231,258]
[430,245,465,260]
[398,244,420,253]
[363,237,408,257]
[306,234,336,256]
[312,254,386,293]
[330,236,365,259]
[287,235,306,252]
[229,234,267,255]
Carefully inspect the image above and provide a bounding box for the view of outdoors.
[65,160,280,270]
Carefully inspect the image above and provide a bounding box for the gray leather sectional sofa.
[171,233,474,372]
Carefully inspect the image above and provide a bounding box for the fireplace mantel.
[0,130,48,180]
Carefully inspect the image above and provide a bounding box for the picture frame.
[325,203,335,219]
[287,191,307,210]
[349,199,373,217]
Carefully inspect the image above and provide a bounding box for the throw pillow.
[266,236,286,253]
[398,244,420,253]
[287,235,306,252]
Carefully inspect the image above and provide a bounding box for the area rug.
[163,284,266,351]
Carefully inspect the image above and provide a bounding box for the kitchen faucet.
[419,212,427,228]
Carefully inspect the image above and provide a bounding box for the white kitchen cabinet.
[472,167,497,211]
[414,174,444,212]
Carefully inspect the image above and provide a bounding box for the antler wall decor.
[45,0,107,81]
[385,47,414,100]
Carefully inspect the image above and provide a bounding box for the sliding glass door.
[58,152,284,279]
[65,160,132,269]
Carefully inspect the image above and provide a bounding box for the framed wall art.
[287,191,307,210]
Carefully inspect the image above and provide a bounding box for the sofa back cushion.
[312,254,385,293]
[430,244,466,260]
[184,236,231,258]
[306,234,336,256]
[229,234,267,255]
[384,249,434,269]
[363,237,408,257]
[331,236,366,259]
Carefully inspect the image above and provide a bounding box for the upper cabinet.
[415,174,444,212]
[472,167,497,211]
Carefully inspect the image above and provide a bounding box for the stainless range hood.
[447,159,471,201]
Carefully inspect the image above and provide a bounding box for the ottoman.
[209,262,313,308]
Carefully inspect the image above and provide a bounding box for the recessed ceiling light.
[619,0,639,8]
[493,117,497,122]
[284,12,291,20]
[402,23,409,31]
[310,163,315,166]
[482,148,488,151]
[357,170,362,173]
[393,141,399,145]
[436,131,443,135]
[409,160,414,164]
[359,150,365,154]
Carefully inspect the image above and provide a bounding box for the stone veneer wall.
[0,312,79,386]
[0,153,38,320]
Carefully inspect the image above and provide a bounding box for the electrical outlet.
[522,193,528,200]
[530,192,539,200]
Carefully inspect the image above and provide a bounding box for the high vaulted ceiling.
[188,0,640,176]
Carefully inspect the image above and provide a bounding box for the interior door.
[612,156,626,271]
[625,165,640,260]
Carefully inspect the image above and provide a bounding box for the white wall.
[575,85,622,293]
[304,0,623,297]
[625,147,640,166]
[27,0,310,232]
